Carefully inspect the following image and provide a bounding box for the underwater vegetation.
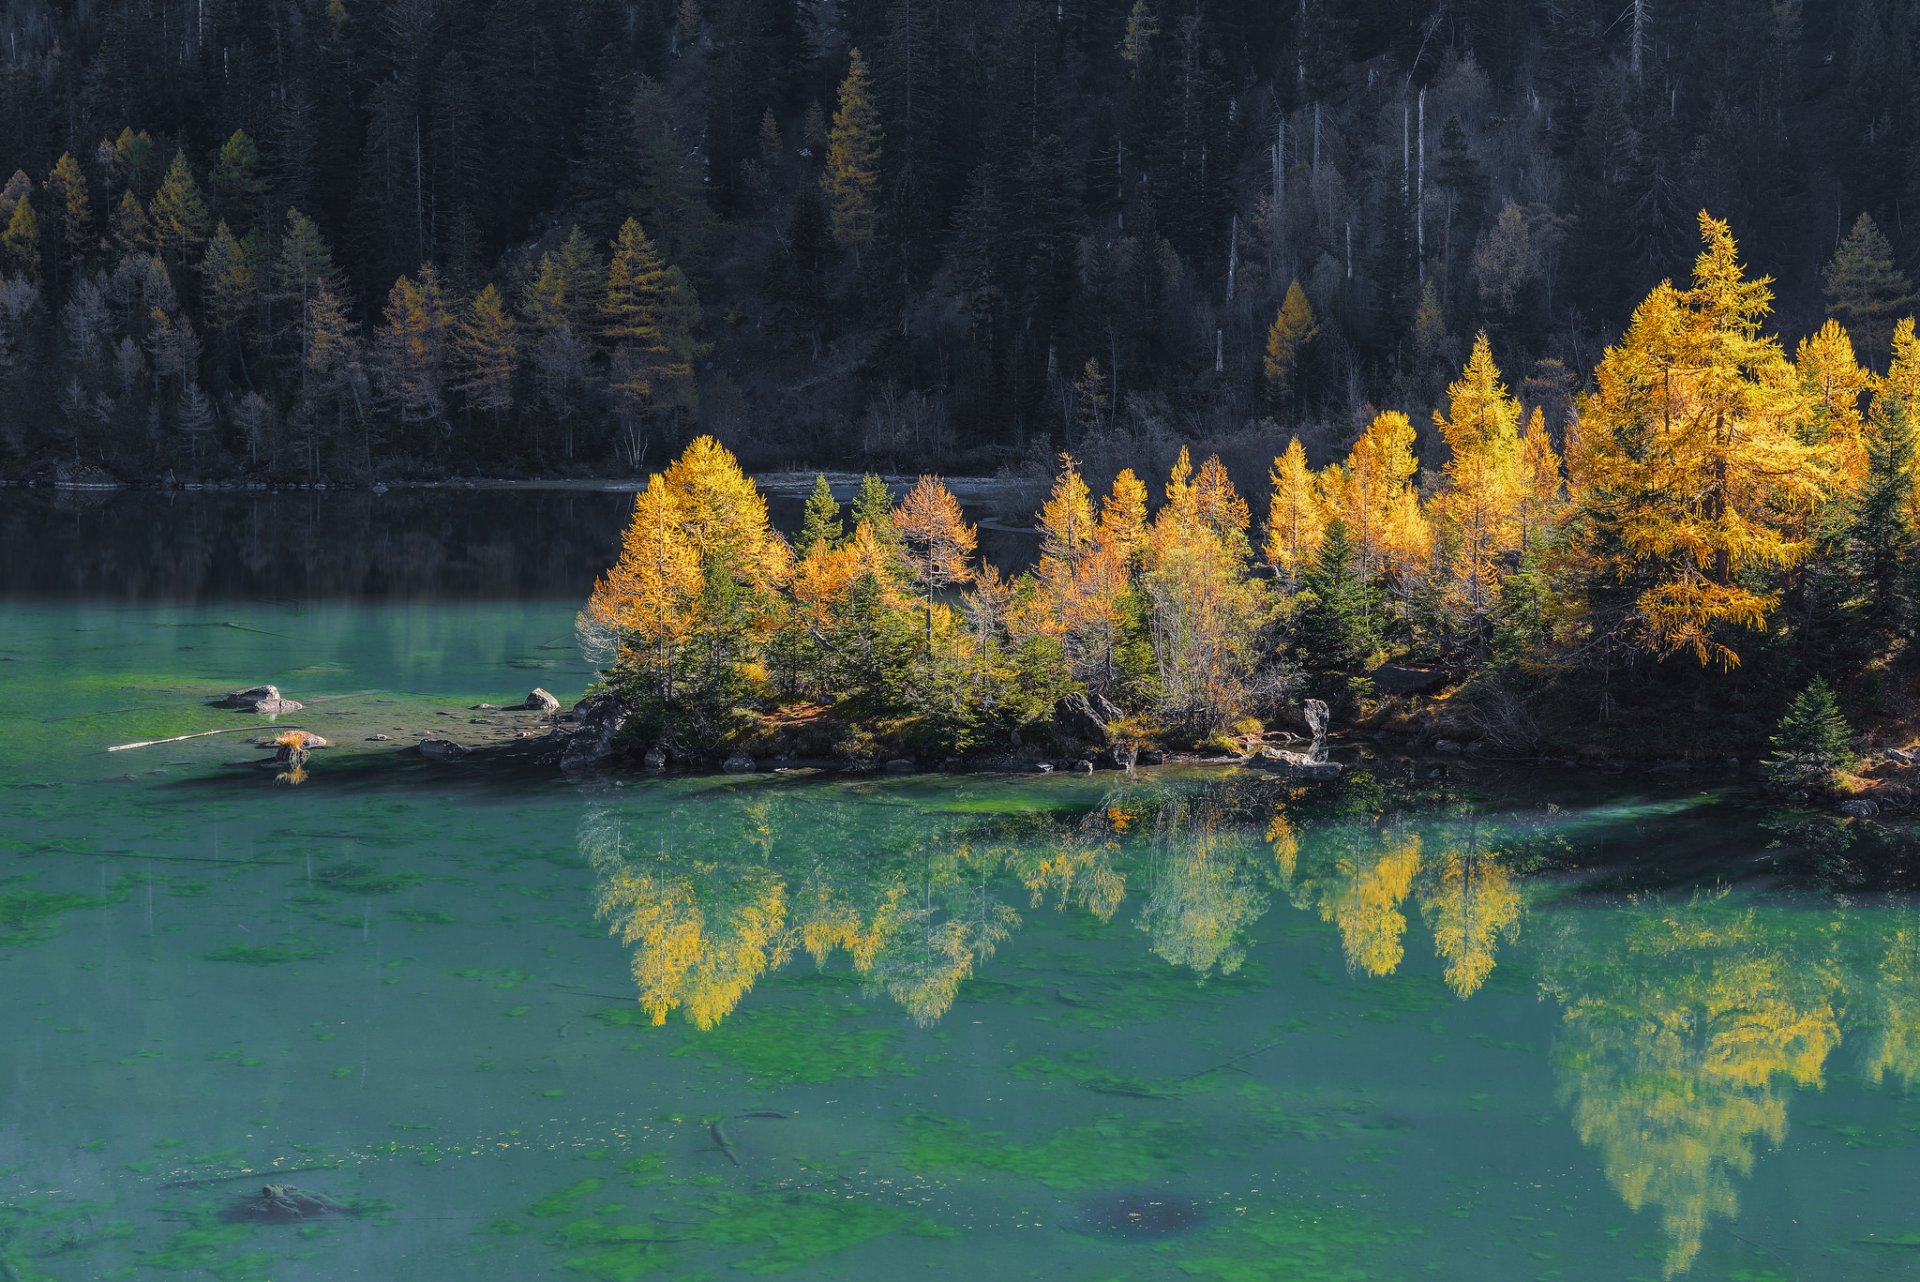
[899,1113,1201,1189]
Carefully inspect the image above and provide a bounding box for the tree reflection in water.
[580,771,1920,1276]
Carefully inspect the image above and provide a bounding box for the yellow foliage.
[1564,214,1835,668]
[1263,438,1325,582]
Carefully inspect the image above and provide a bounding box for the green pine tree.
[1293,520,1379,680]
[1763,678,1857,793]
[798,473,845,550]
[1851,387,1918,632]
[1825,213,1916,368]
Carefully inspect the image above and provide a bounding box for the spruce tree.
[824,48,883,258]
[1851,386,1918,631]
[1824,213,1915,368]
[798,473,844,550]
[1763,678,1856,793]
[1294,520,1378,679]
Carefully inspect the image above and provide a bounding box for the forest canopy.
[0,0,1916,483]
[582,212,1920,773]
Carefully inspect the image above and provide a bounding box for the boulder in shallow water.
[520,688,561,713]
[884,758,916,774]
[562,694,629,771]
[1302,698,1330,742]
[1839,799,1880,819]
[220,1184,357,1225]
[722,750,756,774]
[417,737,469,760]
[642,747,667,773]
[212,684,304,714]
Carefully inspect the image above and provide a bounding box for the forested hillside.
[0,0,1915,481]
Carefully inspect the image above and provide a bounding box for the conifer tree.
[1562,213,1831,669]
[1763,678,1856,793]
[45,153,91,270]
[110,192,150,258]
[852,473,900,550]
[1119,0,1158,71]
[150,150,210,266]
[1293,520,1377,680]
[201,221,256,349]
[1264,437,1325,585]
[824,49,883,257]
[453,283,518,414]
[1433,333,1526,642]
[2,194,40,278]
[1851,379,1918,632]
[1263,282,1318,410]
[1824,213,1915,369]
[376,272,446,423]
[212,130,269,234]
[603,217,696,453]
[798,473,845,550]
[895,474,978,644]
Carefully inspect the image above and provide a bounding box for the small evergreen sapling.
[1763,678,1856,793]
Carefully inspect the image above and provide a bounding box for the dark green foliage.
[797,473,844,551]
[0,3,1912,483]
[1293,522,1378,683]
[1764,678,1857,793]
[1851,390,1917,634]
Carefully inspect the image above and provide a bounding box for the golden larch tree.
[1563,212,1833,669]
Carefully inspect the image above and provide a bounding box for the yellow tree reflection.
[1317,828,1422,977]
[1418,825,1522,998]
[1548,894,1842,1276]
[1138,799,1268,976]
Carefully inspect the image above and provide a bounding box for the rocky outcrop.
[642,747,668,773]
[1839,798,1880,819]
[1053,691,1125,745]
[417,737,469,760]
[212,684,304,714]
[883,758,917,774]
[561,693,629,770]
[722,750,756,774]
[1302,698,1330,745]
[520,688,561,713]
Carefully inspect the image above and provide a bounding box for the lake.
[2,490,1917,1282]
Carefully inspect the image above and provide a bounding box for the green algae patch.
[205,939,330,966]
[1158,1199,1395,1282]
[395,907,455,925]
[140,1213,269,1280]
[669,1001,910,1088]
[315,860,425,895]
[901,1112,1199,1188]
[0,875,126,948]
[527,1178,605,1218]
[691,1189,954,1274]
[1011,1051,1202,1100]
[546,1218,685,1281]
[0,1195,134,1280]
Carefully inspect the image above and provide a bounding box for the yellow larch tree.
[824,48,883,256]
[581,478,704,702]
[894,475,978,644]
[1263,437,1325,585]
[1791,318,1871,495]
[1516,407,1564,549]
[1433,333,1527,634]
[1562,213,1833,669]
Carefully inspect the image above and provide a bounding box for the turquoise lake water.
[2,491,1918,1281]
